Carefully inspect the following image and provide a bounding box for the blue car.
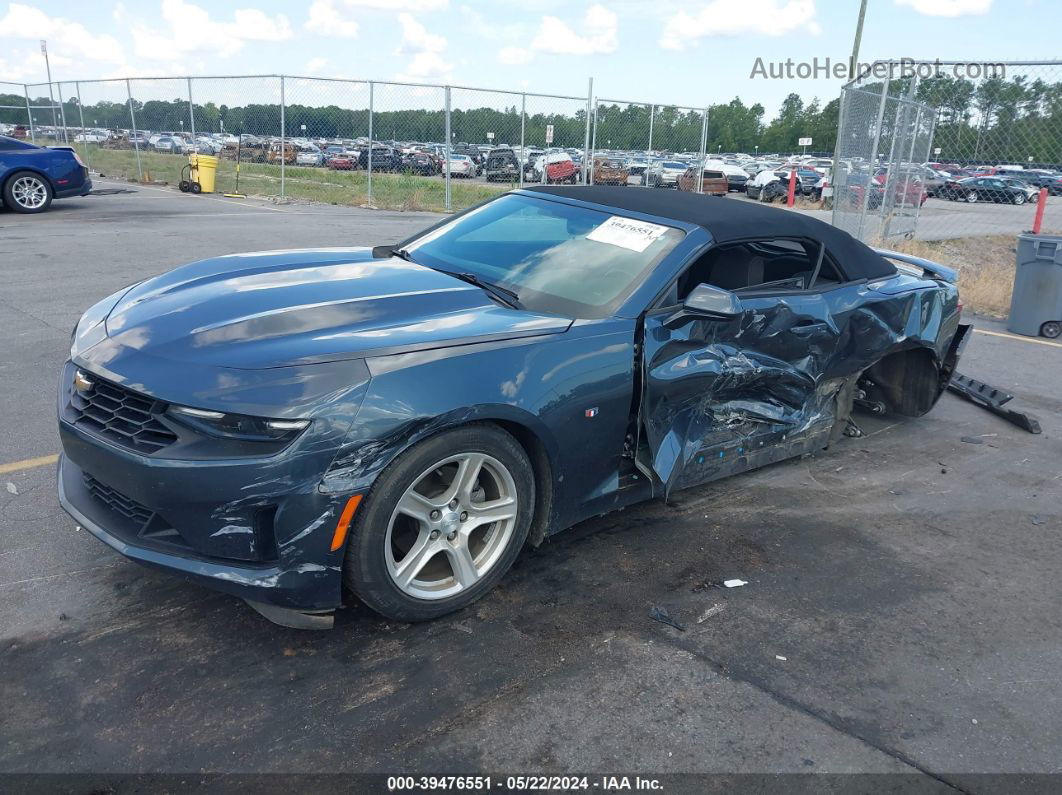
[1,135,92,213]
[57,187,968,628]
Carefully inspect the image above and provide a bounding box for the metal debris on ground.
[1031,516,1046,525]
[696,604,726,624]
[948,373,1042,434]
[648,606,686,632]
[776,655,787,661]
[723,579,748,588]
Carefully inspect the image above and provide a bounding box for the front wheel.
[343,424,534,622]
[1013,193,1027,205]
[965,191,978,203]
[3,171,53,213]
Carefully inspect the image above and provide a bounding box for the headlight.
[167,405,310,442]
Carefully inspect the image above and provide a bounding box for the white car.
[447,154,475,178]
[647,161,688,188]
[296,148,324,166]
[74,131,108,143]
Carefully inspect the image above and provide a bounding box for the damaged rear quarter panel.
[640,271,961,494]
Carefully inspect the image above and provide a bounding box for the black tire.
[190,182,202,194]
[178,180,191,192]
[965,191,978,203]
[342,424,535,622]
[1013,193,1026,205]
[1040,321,1062,339]
[3,170,53,213]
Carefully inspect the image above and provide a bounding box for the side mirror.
[683,283,742,319]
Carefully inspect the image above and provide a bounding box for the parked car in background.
[296,147,324,167]
[74,131,108,144]
[453,145,484,175]
[591,156,629,186]
[0,135,92,213]
[626,158,648,185]
[484,147,521,182]
[647,161,688,188]
[997,176,1039,203]
[678,166,728,195]
[447,154,476,178]
[401,152,439,176]
[11,125,29,139]
[745,169,789,202]
[530,151,579,184]
[327,155,357,171]
[939,176,1029,204]
[359,146,401,172]
[704,159,749,192]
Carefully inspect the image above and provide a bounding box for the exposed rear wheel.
[343,424,534,622]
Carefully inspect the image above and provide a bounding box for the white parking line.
[973,328,1062,349]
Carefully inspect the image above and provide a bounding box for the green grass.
[75,145,508,212]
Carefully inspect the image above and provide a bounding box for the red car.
[327,156,356,171]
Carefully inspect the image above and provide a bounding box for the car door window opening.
[673,238,845,302]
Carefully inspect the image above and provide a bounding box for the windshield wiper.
[443,271,522,309]
[391,247,417,263]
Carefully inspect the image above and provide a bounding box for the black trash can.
[1007,233,1062,339]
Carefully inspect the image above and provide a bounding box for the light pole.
[40,40,58,132]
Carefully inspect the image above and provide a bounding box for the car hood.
[98,248,571,370]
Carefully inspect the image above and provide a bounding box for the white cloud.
[660,0,818,50]
[393,12,452,82]
[498,46,533,65]
[0,3,125,64]
[305,0,360,37]
[344,0,448,9]
[894,0,991,16]
[395,11,446,54]
[531,4,617,55]
[304,56,328,74]
[131,0,292,61]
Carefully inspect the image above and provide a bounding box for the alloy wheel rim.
[385,452,518,600]
[12,176,47,209]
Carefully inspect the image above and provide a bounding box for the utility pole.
[40,40,58,131]
[828,0,870,216]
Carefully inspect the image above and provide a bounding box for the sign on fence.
[545,124,554,144]
[798,137,812,146]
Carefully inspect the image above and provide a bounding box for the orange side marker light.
[330,494,363,551]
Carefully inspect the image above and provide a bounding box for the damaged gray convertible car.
[58,186,969,628]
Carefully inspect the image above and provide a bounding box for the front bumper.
[58,452,345,611]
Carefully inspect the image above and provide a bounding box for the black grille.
[69,375,177,454]
[84,474,153,528]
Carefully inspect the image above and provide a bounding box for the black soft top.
[525,185,896,281]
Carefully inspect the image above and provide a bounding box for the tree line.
[3,72,1060,163]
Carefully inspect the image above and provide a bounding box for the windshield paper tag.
[587,216,668,252]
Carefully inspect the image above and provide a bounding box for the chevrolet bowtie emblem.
[73,369,94,393]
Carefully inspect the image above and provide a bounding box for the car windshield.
[403,194,685,318]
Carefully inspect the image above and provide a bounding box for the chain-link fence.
[10,74,606,212]
[589,100,710,192]
[832,60,1062,245]
[830,59,1062,315]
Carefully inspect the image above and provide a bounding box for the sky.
[0,0,1055,118]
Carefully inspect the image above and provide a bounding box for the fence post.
[582,77,592,185]
[589,99,598,185]
[74,81,90,174]
[444,85,452,212]
[279,75,286,199]
[367,81,374,207]
[126,79,143,183]
[646,104,654,188]
[519,93,526,188]
[56,82,69,143]
[857,77,891,242]
[187,77,196,142]
[696,107,708,194]
[23,84,36,144]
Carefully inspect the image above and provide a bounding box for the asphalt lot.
[2,184,1061,786]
